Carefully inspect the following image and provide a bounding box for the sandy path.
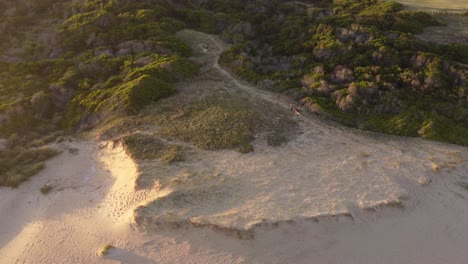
[396,0,468,11]
[1,29,468,263]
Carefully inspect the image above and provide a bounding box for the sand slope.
[0,139,467,263]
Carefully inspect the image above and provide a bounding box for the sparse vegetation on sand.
[40,184,54,195]
[457,182,468,190]
[123,133,186,164]
[0,147,60,187]
[160,145,186,164]
[156,99,256,150]
[99,244,114,256]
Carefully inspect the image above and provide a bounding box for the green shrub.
[357,1,440,33]
[99,244,114,256]
[126,75,175,113]
[417,115,468,146]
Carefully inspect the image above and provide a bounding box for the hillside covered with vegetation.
[216,0,468,146]
[0,0,467,186]
[0,0,201,186]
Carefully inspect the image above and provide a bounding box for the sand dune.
[1,30,468,264]
[1,136,467,263]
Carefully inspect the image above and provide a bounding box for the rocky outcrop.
[115,40,156,56]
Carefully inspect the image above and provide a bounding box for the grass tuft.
[238,144,254,153]
[40,184,54,195]
[123,134,166,160]
[99,244,114,256]
[160,145,185,164]
[267,133,287,147]
[123,133,185,164]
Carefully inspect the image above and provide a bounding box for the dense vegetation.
[0,0,467,186]
[0,0,201,186]
[214,0,468,146]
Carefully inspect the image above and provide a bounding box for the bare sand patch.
[416,14,468,45]
[396,0,468,12]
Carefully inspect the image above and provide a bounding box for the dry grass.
[123,134,166,160]
[122,133,186,164]
[160,145,185,164]
[154,96,296,151]
[0,147,60,187]
[156,99,255,150]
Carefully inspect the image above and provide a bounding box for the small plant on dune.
[99,244,114,256]
[40,184,54,195]
[160,145,185,164]
[266,133,287,147]
[238,144,254,153]
[457,182,468,190]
